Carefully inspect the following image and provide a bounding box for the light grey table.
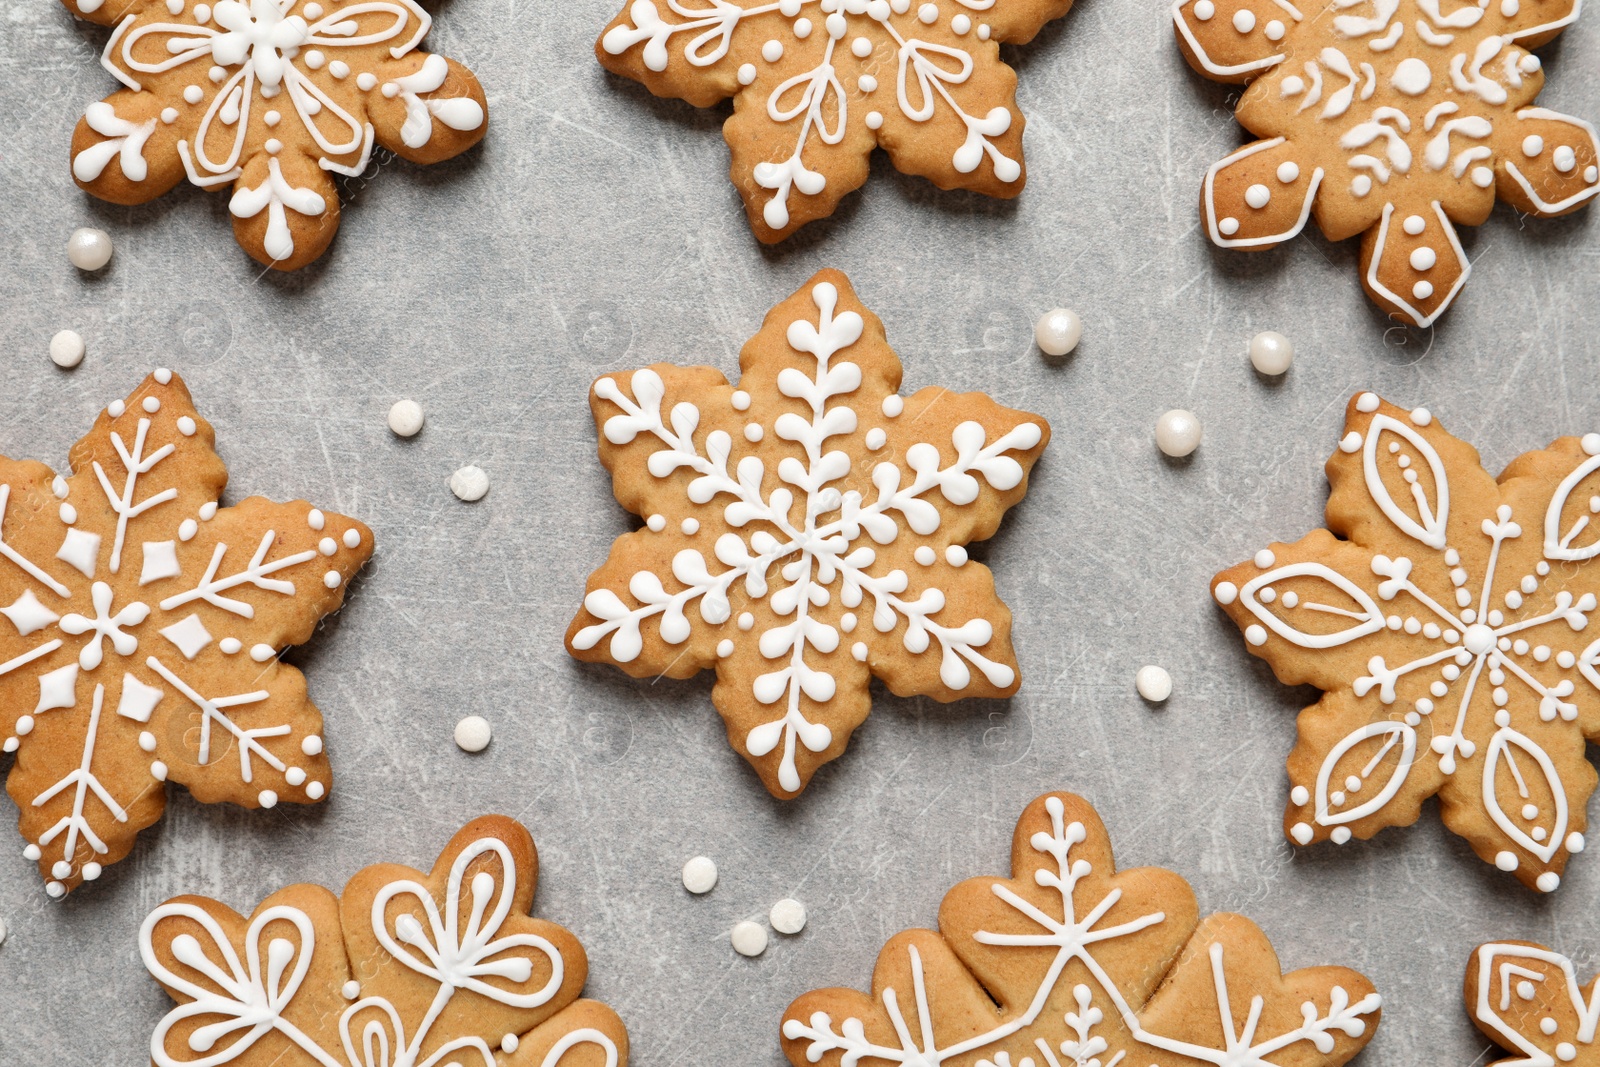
[2,0,1599,1063]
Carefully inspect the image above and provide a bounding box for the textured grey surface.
[2,0,1600,1063]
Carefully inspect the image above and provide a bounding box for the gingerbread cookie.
[1174,0,1598,326]
[782,791,1382,1067]
[567,270,1048,796]
[140,815,630,1067]
[1467,940,1600,1067]
[0,370,372,896]
[1212,393,1600,892]
[597,0,1073,242]
[65,0,487,270]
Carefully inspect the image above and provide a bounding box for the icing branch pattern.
[781,792,1383,1067]
[1175,0,1598,325]
[1212,393,1600,893]
[1468,941,1600,1067]
[0,370,372,897]
[63,0,487,269]
[567,270,1048,797]
[596,0,1071,240]
[139,818,630,1067]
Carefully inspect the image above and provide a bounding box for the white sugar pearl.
[770,898,807,934]
[731,920,768,956]
[1135,665,1172,702]
[450,465,489,501]
[1155,409,1202,457]
[454,715,492,753]
[388,399,424,437]
[1034,308,1082,357]
[682,855,718,894]
[67,228,113,271]
[50,330,85,369]
[1248,331,1293,375]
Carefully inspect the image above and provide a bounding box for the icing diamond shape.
[2,589,59,636]
[138,540,181,586]
[115,673,163,724]
[35,663,79,714]
[55,527,101,579]
[159,613,211,660]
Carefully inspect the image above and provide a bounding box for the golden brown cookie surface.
[0,370,372,896]
[567,269,1048,797]
[781,791,1381,1067]
[596,0,1074,242]
[64,0,488,269]
[1466,940,1600,1067]
[1212,392,1600,892]
[139,815,631,1067]
[1174,0,1598,326]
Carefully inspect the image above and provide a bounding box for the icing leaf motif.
[1213,394,1600,892]
[0,371,373,897]
[140,817,631,1067]
[567,270,1048,797]
[781,791,1382,1067]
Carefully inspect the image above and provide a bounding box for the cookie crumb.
[770,898,807,934]
[67,228,113,271]
[1155,409,1202,457]
[454,715,491,753]
[50,330,85,369]
[731,919,768,957]
[1249,331,1293,375]
[1135,665,1172,702]
[1034,308,1082,357]
[449,465,489,502]
[388,399,424,437]
[681,855,718,894]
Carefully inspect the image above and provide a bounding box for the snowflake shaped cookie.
[1212,393,1600,892]
[782,791,1382,1067]
[65,0,488,269]
[597,0,1074,242]
[1174,0,1598,326]
[567,270,1049,796]
[0,370,371,897]
[140,816,630,1067]
[1468,940,1600,1067]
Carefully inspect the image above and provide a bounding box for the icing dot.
[455,715,492,753]
[450,465,489,502]
[141,396,160,414]
[139,731,156,752]
[81,862,102,881]
[322,570,341,589]
[852,641,868,661]
[683,856,718,893]
[1290,785,1310,805]
[1232,8,1255,31]
[303,1,322,15]
[109,400,126,418]
[356,72,378,91]
[1135,665,1172,702]
[825,11,845,35]
[50,330,85,369]
[1245,624,1268,646]
[1290,822,1313,844]
[1350,175,1372,196]
[52,477,67,499]
[859,74,878,92]
[1413,281,1434,301]
[951,13,971,33]
[285,767,306,787]
[1542,1018,1560,1036]
[306,781,325,800]
[1495,850,1520,871]
[66,228,113,271]
[979,21,990,37]
[305,49,325,69]
[220,637,241,654]
[306,508,324,530]
[381,82,399,99]
[1330,826,1352,844]
[1276,161,1299,183]
[914,546,936,566]
[1410,407,1432,426]
[264,138,282,156]
[263,110,281,127]
[1409,247,1437,271]
[1214,582,1238,604]
[1034,308,1082,357]
[945,545,967,566]
[731,920,768,957]
[1244,184,1271,209]
[1249,331,1292,375]
[744,423,764,442]
[1218,217,1240,236]
[1356,392,1380,412]
[738,612,755,631]
[193,2,210,19]
[342,981,360,1000]
[154,367,171,383]
[1587,166,1600,184]
[681,518,700,535]
[501,1035,519,1055]
[717,639,734,657]
[738,63,757,85]
[1193,0,1214,17]
[184,85,204,104]
[343,528,361,549]
[647,514,667,532]
[152,761,169,781]
[330,61,350,78]
[865,428,887,450]
[918,2,937,21]
[771,898,808,934]
[882,395,904,417]
[1523,134,1546,157]
[1155,409,1202,457]
[52,860,71,879]
[179,519,198,541]
[258,790,278,808]
[46,882,65,899]
[1569,832,1586,853]
[865,111,884,129]
[793,17,812,36]
[388,399,424,437]
[251,644,276,662]
[852,35,872,56]
[1538,872,1561,892]
[1554,145,1577,173]
[1522,803,1540,820]
[208,65,225,82]
[1264,18,1284,38]
[302,735,323,756]
[762,39,783,61]
[161,107,179,124]
[1403,215,1426,236]
[24,844,41,861]
[320,537,338,556]
[730,390,751,411]
[1390,57,1432,96]
[779,0,800,12]
[841,613,857,633]
[1471,166,1493,188]
[1280,75,1304,96]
